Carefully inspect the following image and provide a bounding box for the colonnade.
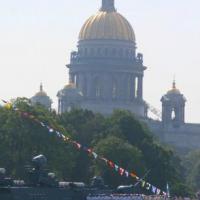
[69,72,143,102]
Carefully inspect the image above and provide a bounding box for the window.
[112,80,117,99]
[112,48,116,56]
[105,48,108,56]
[95,78,101,98]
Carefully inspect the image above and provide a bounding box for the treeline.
[0,98,194,196]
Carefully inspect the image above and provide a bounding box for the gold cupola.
[79,0,135,42]
[35,83,48,97]
[167,80,181,95]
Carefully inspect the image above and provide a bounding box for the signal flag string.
[1,100,167,196]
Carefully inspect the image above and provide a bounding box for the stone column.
[79,73,86,96]
[76,73,80,88]
[69,73,75,84]
[180,104,185,124]
[123,74,129,101]
[86,73,94,99]
[137,75,143,100]
[117,74,124,101]
[103,73,112,100]
[130,75,135,100]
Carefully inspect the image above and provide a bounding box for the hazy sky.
[0,0,200,123]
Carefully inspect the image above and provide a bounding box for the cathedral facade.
[57,0,147,116]
[31,0,200,153]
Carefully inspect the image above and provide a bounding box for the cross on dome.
[172,79,176,90]
[40,83,43,92]
[100,0,116,12]
[167,79,181,95]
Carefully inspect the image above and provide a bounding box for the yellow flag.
[4,103,12,110]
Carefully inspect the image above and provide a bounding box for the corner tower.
[31,84,52,110]
[61,0,147,115]
[161,81,186,128]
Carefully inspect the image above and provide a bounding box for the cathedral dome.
[79,0,135,42]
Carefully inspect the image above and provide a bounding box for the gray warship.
[0,155,145,200]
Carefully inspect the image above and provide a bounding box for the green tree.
[93,135,145,187]
[0,101,192,196]
[0,98,76,180]
[183,150,200,191]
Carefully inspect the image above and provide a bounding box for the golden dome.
[79,11,135,42]
[35,84,48,97]
[167,81,181,95]
[64,82,76,89]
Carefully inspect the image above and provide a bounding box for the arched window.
[171,109,176,121]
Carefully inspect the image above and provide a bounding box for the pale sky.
[0,0,200,123]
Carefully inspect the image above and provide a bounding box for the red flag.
[87,148,92,154]
[108,161,115,168]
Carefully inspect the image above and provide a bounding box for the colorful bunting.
[4,103,12,110]
[141,180,146,188]
[119,167,125,176]
[108,161,115,169]
[61,134,66,140]
[124,170,129,177]
[49,128,54,133]
[1,99,167,197]
[130,172,137,178]
[101,157,108,163]
[114,165,119,172]
[146,183,151,190]
[1,99,7,104]
[163,192,167,196]
[156,188,161,195]
[86,148,92,154]
[40,122,45,127]
[64,136,70,141]
[56,131,62,138]
[152,186,157,194]
[92,152,98,159]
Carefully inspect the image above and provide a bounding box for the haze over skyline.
[1,0,200,123]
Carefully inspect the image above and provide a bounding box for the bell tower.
[161,81,186,128]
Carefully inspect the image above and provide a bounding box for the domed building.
[57,83,83,113]
[31,84,52,110]
[145,80,200,153]
[58,0,146,116]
